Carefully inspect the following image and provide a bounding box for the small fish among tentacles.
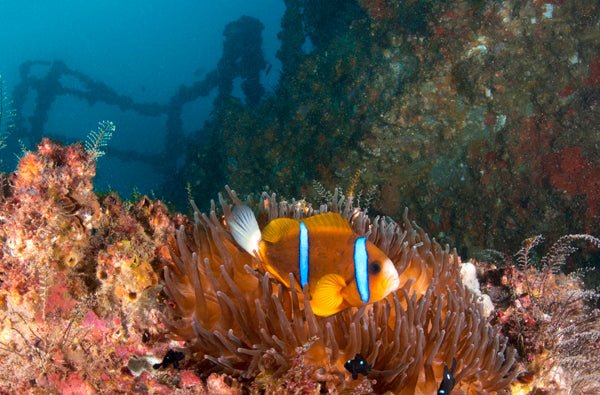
[344,354,371,379]
[228,205,400,317]
[438,358,457,395]
[153,349,185,370]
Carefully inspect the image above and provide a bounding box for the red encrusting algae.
[545,146,600,223]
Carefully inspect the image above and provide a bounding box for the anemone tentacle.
[163,188,516,393]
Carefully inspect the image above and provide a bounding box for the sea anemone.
[163,188,516,394]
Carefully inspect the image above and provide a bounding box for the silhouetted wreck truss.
[10,15,267,182]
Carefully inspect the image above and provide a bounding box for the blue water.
[0,0,284,197]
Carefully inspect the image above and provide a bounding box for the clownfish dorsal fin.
[301,212,353,234]
[310,273,348,316]
[262,218,298,244]
[228,205,262,256]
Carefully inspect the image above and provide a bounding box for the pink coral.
[0,140,180,393]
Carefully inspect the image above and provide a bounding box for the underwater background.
[0,0,599,393]
[2,0,599,259]
[0,0,284,196]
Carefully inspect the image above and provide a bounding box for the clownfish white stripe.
[354,237,369,303]
[299,222,309,288]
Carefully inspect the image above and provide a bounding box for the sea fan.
[84,120,115,159]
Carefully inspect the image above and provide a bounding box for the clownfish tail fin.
[228,204,261,256]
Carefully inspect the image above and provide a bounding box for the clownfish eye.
[369,261,381,274]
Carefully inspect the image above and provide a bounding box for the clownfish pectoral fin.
[310,274,348,316]
[228,205,261,256]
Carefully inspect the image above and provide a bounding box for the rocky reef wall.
[182,0,600,257]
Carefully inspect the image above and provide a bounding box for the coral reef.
[0,140,192,393]
[163,188,516,394]
[1,138,100,273]
[478,234,600,394]
[1,0,599,391]
[0,140,597,393]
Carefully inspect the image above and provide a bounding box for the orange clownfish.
[227,205,400,317]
